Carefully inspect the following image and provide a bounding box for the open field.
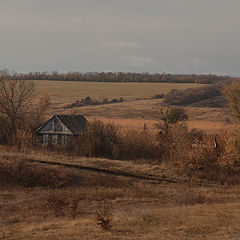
[1,149,240,240]
[47,98,236,131]
[46,97,230,122]
[33,80,238,131]
[34,80,207,105]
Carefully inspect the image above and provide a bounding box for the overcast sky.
[0,0,240,75]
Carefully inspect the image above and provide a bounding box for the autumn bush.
[112,129,160,160]
[173,129,240,182]
[65,120,161,161]
[218,128,240,174]
[66,120,120,158]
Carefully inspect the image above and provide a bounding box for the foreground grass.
[1,150,240,239]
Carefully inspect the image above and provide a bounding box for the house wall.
[38,133,70,145]
[37,116,73,145]
[38,117,72,134]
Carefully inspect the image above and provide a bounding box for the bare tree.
[0,74,35,133]
[28,93,50,130]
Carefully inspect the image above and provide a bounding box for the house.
[35,114,88,145]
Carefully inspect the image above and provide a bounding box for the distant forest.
[7,71,235,84]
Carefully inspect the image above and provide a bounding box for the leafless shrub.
[66,192,82,219]
[95,200,113,231]
[45,190,83,219]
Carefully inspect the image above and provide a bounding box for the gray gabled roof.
[56,115,88,134]
[36,114,88,135]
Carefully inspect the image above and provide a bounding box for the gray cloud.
[101,40,143,51]
[119,55,154,68]
[0,0,240,75]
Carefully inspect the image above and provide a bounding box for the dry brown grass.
[1,149,240,239]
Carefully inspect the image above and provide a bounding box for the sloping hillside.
[187,95,227,108]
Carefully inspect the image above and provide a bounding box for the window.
[62,135,67,144]
[52,134,58,145]
[43,134,48,144]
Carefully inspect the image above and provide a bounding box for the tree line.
[4,70,234,84]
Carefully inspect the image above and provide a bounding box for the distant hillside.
[162,82,230,108]
[187,95,227,108]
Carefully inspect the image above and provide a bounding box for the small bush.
[189,128,205,142]
[67,191,82,219]
[153,93,165,99]
[164,107,188,124]
[64,96,124,109]
[95,200,113,231]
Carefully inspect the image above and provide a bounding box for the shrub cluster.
[64,96,124,109]
[65,120,161,160]
[63,109,190,163]
[61,113,240,183]
[45,190,82,218]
